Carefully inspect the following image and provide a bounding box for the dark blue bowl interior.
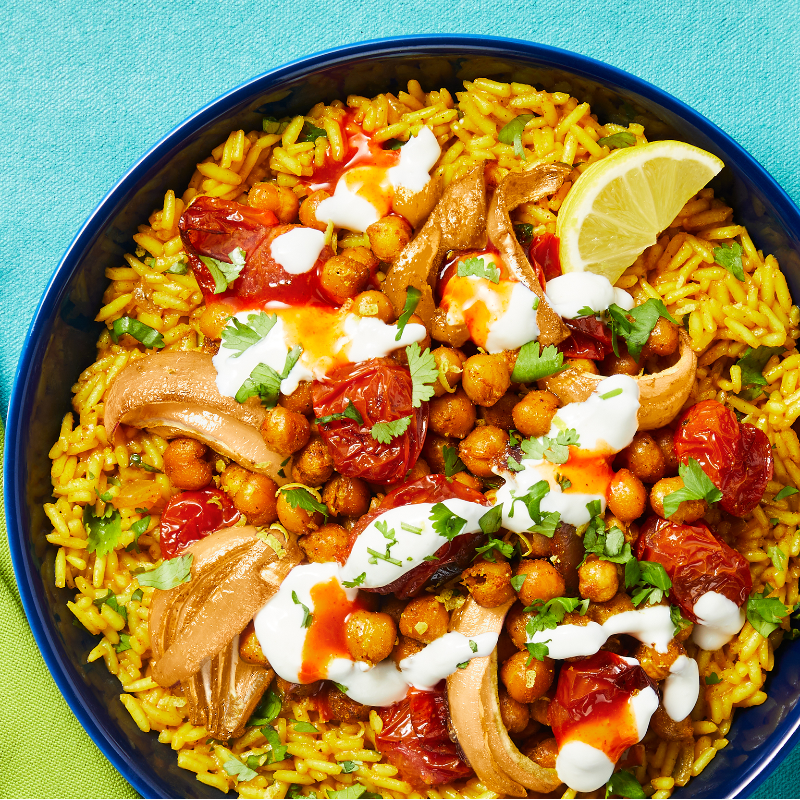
[7,36,800,800]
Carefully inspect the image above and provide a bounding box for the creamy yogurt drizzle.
[691,591,747,650]
[663,654,700,721]
[269,227,326,275]
[545,272,634,319]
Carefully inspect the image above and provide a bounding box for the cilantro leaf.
[406,343,438,407]
[525,640,551,663]
[498,114,534,159]
[315,400,364,426]
[327,785,382,799]
[625,559,672,606]
[371,416,412,444]
[662,458,722,517]
[529,511,561,538]
[280,487,329,518]
[705,672,722,685]
[520,429,580,465]
[576,305,599,318]
[670,605,692,636]
[200,248,247,294]
[223,757,258,783]
[126,515,150,553]
[165,259,188,275]
[429,503,467,542]
[248,689,282,727]
[479,505,503,536]
[600,388,623,400]
[84,506,123,557]
[93,591,128,623]
[443,445,466,478]
[510,574,527,592]
[511,342,566,383]
[507,455,525,472]
[775,486,798,502]
[747,584,792,637]
[514,223,534,246]
[395,286,421,341]
[292,591,313,628]
[128,453,161,472]
[339,760,360,773]
[606,298,678,361]
[221,312,278,357]
[525,596,589,639]
[299,121,327,143]
[343,572,366,588]
[605,768,645,798]
[110,317,165,349]
[262,724,288,763]
[509,479,551,522]
[457,255,500,284]
[736,345,783,397]
[597,131,636,150]
[131,588,143,602]
[114,633,132,653]
[291,719,319,733]
[769,545,788,573]
[263,117,289,135]
[474,536,514,562]
[714,242,745,282]
[236,362,283,407]
[136,555,193,590]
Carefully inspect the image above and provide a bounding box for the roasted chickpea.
[248,181,299,223]
[607,468,647,522]
[391,635,424,665]
[422,433,456,472]
[230,471,279,526]
[497,630,518,664]
[452,472,483,491]
[366,216,412,262]
[458,425,509,477]
[499,686,530,734]
[380,595,407,625]
[322,474,371,518]
[353,290,394,323]
[429,388,476,439]
[341,246,378,272]
[298,522,349,563]
[462,354,511,407]
[652,426,679,476]
[291,437,334,487]
[260,405,311,456]
[325,685,370,722]
[602,351,640,376]
[480,392,518,430]
[527,532,554,558]
[399,595,449,644]
[650,703,693,741]
[588,592,635,624]
[298,189,330,230]
[650,476,707,523]
[500,650,554,703]
[432,347,466,397]
[320,255,370,304]
[512,390,559,438]
[515,559,565,606]
[643,317,679,357]
[276,488,323,535]
[578,556,619,603]
[529,697,551,726]
[619,432,666,484]
[506,602,533,650]
[461,558,515,608]
[635,640,686,681]
[163,438,212,490]
[280,380,313,416]
[345,610,397,664]
[522,737,558,768]
[565,357,598,374]
[239,620,270,666]
[198,302,233,340]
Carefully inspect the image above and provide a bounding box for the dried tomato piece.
[377,686,473,789]
[159,488,240,559]
[549,652,656,763]
[636,516,752,620]
[558,316,614,360]
[529,233,562,283]
[313,359,428,485]
[345,474,489,598]
[674,399,772,516]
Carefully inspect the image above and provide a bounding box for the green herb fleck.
[110,317,165,349]
[511,342,566,383]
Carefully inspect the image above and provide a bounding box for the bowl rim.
[6,33,800,800]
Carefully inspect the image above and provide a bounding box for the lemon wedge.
[555,140,724,284]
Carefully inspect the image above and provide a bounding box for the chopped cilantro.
[200,250,247,294]
[84,506,122,557]
[126,514,150,553]
[262,723,288,763]
[468,639,478,653]
[443,445,466,478]
[383,139,405,150]
[457,255,500,284]
[339,760,360,773]
[514,223,534,246]
[662,458,723,517]
[131,588,143,602]
[92,591,128,623]
[714,241,745,282]
[525,640,552,663]
[747,584,793,637]
[600,388,623,400]
[406,342,438,407]
[525,597,588,655]
[510,574,527,592]
[315,400,364,426]
[280,487,329,518]
[327,785,382,799]
[511,342,566,383]
[114,633,132,653]
[478,505,503,536]
[507,455,525,472]
[395,286,421,341]
[223,757,258,783]
[221,312,278,357]
[474,536,515,562]
[128,453,161,472]
[768,545,788,573]
[299,121,327,142]
[248,689,281,726]
[520,429,580,465]
[136,554,193,590]
[625,559,672,606]
[371,416,412,444]
[367,547,402,567]
[555,473,571,491]
[110,317,165,349]
[429,503,467,541]
[606,298,678,361]
[456,660,470,669]
[670,605,692,636]
[498,114,534,159]
[165,259,188,275]
[235,345,303,408]
[291,720,319,733]
[735,345,783,398]
[604,767,645,798]
[263,117,289,135]
[705,672,722,685]
[529,511,561,538]
[775,486,798,502]
[597,131,636,150]
[576,305,599,317]
[401,522,423,535]
[582,516,634,566]
[342,572,366,588]
[508,479,550,523]
[291,591,313,628]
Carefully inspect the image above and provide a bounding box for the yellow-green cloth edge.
[0,419,138,799]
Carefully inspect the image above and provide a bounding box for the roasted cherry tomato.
[376,686,473,789]
[636,516,752,620]
[345,474,490,598]
[178,196,335,305]
[159,488,240,559]
[529,232,562,283]
[674,399,773,516]
[549,651,656,763]
[313,359,428,485]
[558,316,614,360]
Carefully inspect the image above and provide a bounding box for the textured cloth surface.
[1,0,799,797]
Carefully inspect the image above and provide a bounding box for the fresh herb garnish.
[114,633,132,653]
[236,345,303,408]
[126,515,150,553]
[457,255,500,284]
[248,689,281,727]
[524,597,588,661]
[597,131,636,150]
[705,672,722,685]
[525,640,552,663]
[498,114,534,159]
[262,724,288,763]
[221,312,278,357]
[508,479,551,523]
[200,247,247,294]
[747,584,793,637]
[625,559,672,606]
[670,605,692,636]
[429,503,467,542]
[406,343,439,407]
[292,591,314,628]
[510,574,527,592]
[136,554,193,590]
[395,286,421,341]
[604,767,646,798]
[371,416,412,444]
[280,487,329,518]
[291,719,319,733]
[511,342,566,383]
[768,545,788,573]
[775,486,798,502]
[401,522,423,535]
[131,588,143,602]
[343,572,366,588]
[128,453,161,472]
[339,760,360,773]
[474,536,515,562]
[514,223,534,246]
[443,445,466,478]
[714,242,745,282]
[223,756,258,783]
[92,591,128,623]
[315,400,364,426]
[529,511,561,538]
[110,317,165,349]
[582,520,634,566]
[555,473,571,491]
[735,345,783,398]
[606,298,678,361]
[600,388,623,400]
[520,429,580,465]
[299,121,327,143]
[327,785,382,799]
[165,259,188,275]
[84,506,122,557]
[662,458,723,518]
[263,117,289,135]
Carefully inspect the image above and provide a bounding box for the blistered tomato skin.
[313,359,429,485]
[674,399,773,517]
[159,488,241,559]
[559,316,614,360]
[376,686,473,789]
[529,232,562,284]
[346,474,490,598]
[636,516,752,620]
[549,651,656,762]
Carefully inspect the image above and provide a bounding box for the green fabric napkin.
[0,420,138,799]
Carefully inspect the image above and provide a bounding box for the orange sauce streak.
[298,578,363,683]
[561,692,641,761]
[536,451,615,497]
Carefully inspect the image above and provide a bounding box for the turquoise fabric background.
[2,0,799,796]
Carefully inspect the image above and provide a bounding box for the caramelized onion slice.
[104,351,287,483]
[541,329,698,430]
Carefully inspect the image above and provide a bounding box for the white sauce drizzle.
[315,181,382,233]
[340,316,426,363]
[387,126,441,194]
[545,272,634,319]
[485,282,540,353]
[691,591,746,650]
[663,655,700,721]
[269,227,326,275]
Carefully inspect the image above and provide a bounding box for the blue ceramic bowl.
[6,35,800,800]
